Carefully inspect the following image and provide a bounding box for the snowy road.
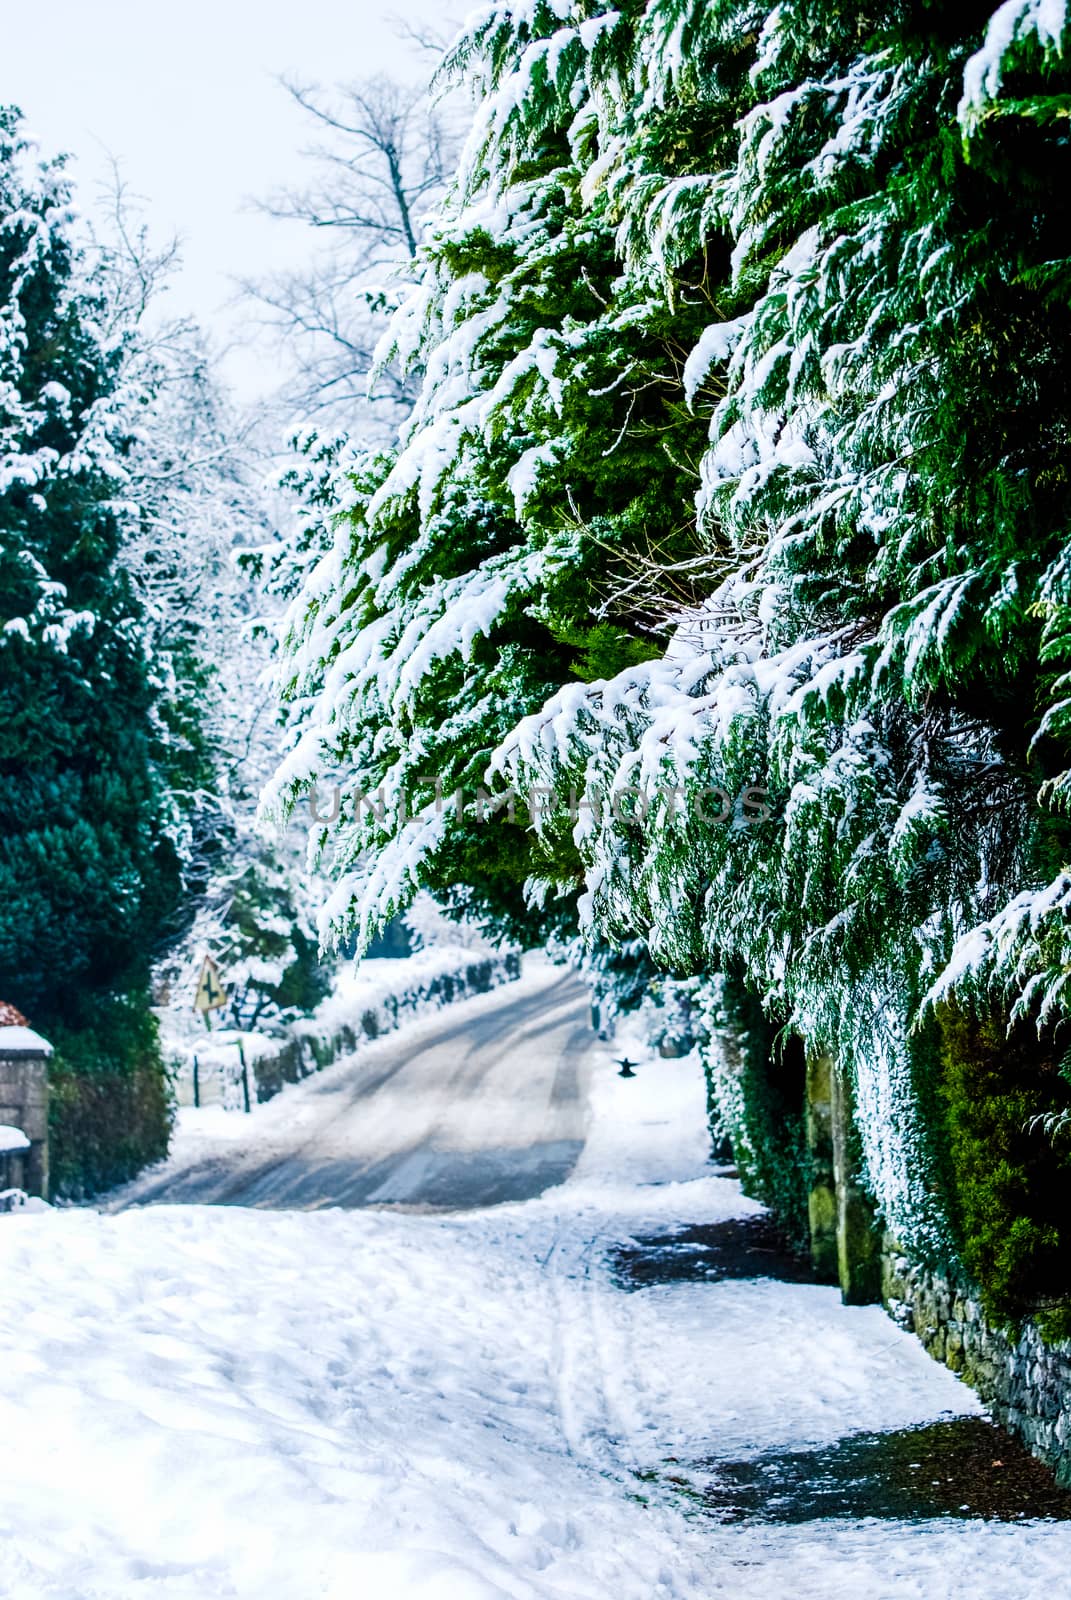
[111,960,594,1211]
[3,970,1071,1598]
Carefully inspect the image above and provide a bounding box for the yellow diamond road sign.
[193,954,228,1015]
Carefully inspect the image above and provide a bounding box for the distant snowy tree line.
[268,1,1071,1327]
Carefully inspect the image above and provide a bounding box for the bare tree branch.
[245,66,458,429]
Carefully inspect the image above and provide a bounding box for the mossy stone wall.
[883,1238,1071,1486]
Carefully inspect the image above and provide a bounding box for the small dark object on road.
[616,1058,638,1078]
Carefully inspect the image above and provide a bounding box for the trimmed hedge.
[47,993,174,1200]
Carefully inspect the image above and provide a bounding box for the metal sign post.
[236,1038,251,1114]
[191,956,253,1113]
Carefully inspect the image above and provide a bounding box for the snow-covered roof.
[0,1125,30,1154]
[0,1025,52,1056]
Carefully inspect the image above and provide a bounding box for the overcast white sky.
[1,0,447,400]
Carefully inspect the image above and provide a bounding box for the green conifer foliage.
[264,64,714,950]
[0,111,190,1192]
[275,0,1071,1285]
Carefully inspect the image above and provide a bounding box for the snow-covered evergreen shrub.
[576,940,659,1039]
[641,974,698,1057]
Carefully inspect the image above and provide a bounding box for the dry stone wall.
[882,1241,1071,1486]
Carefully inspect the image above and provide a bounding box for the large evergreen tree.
[262,18,714,950]
[272,0,1071,1286]
[0,111,197,1192]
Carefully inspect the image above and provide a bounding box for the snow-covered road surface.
[2,965,1071,1598]
[110,959,594,1211]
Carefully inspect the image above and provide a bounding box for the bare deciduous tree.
[244,72,457,431]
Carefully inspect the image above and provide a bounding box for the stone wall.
[0,1049,49,1198]
[802,1046,1071,1483]
[882,1240,1071,1487]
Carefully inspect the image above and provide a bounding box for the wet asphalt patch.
[610,1213,816,1291]
[612,1217,1071,1524]
[695,1415,1071,1523]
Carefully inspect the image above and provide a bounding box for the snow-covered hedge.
[167,948,521,1111]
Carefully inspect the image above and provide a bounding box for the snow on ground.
[162,943,519,1110]
[1,991,1070,1598]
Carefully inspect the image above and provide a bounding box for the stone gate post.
[0,1005,51,1200]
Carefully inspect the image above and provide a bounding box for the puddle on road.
[614,1217,1071,1523]
[611,1214,816,1291]
[695,1416,1071,1522]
